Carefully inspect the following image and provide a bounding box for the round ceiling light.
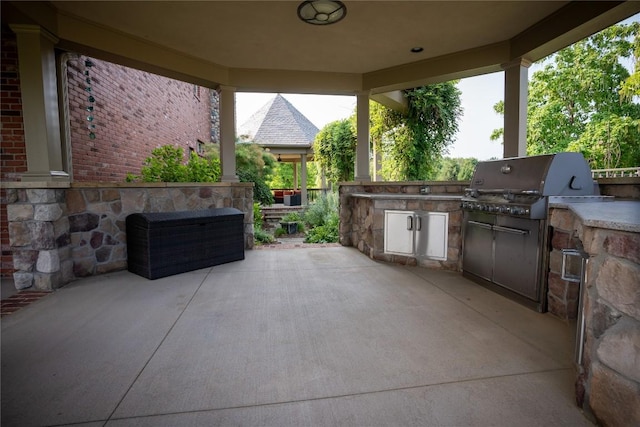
[297,0,347,25]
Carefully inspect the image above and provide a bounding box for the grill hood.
[469,152,595,196]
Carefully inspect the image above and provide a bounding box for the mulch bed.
[1,290,52,317]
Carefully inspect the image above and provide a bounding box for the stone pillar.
[301,154,308,205]
[7,187,72,290]
[502,58,531,158]
[355,92,371,181]
[10,25,69,182]
[218,85,238,182]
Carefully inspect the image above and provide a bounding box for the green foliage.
[302,192,339,243]
[274,227,288,238]
[303,191,338,228]
[304,214,339,243]
[370,83,463,181]
[430,157,478,181]
[185,151,221,182]
[233,143,275,206]
[492,22,640,169]
[139,145,188,182]
[129,145,220,182]
[254,227,275,244]
[314,119,356,186]
[253,202,263,230]
[281,211,303,222]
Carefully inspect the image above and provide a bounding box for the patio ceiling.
[5,1,640,95]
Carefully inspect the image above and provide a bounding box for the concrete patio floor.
[1,246,592,426]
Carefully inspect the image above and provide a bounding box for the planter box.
[126,208,244,279]
[280,221,299,234]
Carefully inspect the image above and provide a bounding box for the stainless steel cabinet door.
[384,210,415,255]
[415,212,449,260]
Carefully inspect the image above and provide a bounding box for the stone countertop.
[350,193,462,201]
[549,200,640,233]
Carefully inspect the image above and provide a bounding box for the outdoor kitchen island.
[339,182,465,271]
[547,199,640,426]
[340,181,640,426]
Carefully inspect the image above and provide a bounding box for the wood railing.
[591,167,640,178]
[271,188,328,203]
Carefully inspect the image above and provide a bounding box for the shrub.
[274,227,288,238]
[253,202,263,230]
[254,227,275,244]
[304,212,339,243]
[304,191,339,228]
[281,211,303,222]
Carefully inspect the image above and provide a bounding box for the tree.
[431,157,478,181]
[370,83,463,180]
[314,119,356,186]
[491,22,640,168]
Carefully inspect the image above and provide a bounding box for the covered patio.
[1,246,589,426]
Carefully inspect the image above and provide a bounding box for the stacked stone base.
[5,182,254,291]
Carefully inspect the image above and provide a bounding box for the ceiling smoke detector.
[297,0,347,25]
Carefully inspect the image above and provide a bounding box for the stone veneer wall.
[339,182,466,271]
[5,182,253,291]
[549,207,640,426]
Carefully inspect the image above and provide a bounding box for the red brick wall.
[1,25,26,276]
[67,56,213,182]
[0,30,216,276]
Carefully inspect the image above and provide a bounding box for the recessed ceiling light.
[411,47,424,53]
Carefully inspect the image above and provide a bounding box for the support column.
[10,25,68,182]
[218,85,238,182]
[355,92,371,181]
[300,154,308,205]
[502,58,531,158]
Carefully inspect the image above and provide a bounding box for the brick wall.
[1,25,26,276]
[67,56,215,182]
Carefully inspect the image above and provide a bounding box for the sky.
[235,14,639,161]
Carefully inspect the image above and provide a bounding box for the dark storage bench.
[126,208,245,279]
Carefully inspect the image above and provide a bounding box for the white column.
[293,161,298,189]
[300,154,308,205]
[355,92,371,181]
[502,58,531,158]
[218,85,238,182]
[11,25,68,181]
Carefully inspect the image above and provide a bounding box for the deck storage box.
[126,208,244,279]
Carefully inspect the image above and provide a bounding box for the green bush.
[302,192,340,243]
[281,211,303,222]
[126,145,220,183]
[304,212,339,243]
[304,191,339,228]
[254,227,275,244]
[274,227,288,238]
[253,202,263,230]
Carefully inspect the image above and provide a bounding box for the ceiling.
[5,1,640,94]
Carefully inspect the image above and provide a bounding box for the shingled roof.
[238,94,319,147]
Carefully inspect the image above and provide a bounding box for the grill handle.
[493,225,529,235]
[468,220,492,230]
[407,215,413,231]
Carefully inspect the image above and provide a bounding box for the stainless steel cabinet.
[384,210,448,260]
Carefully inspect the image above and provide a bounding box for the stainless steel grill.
[461,153,596,311]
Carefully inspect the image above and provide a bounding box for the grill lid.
[468,152,594,196]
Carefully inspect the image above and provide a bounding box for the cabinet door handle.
[407,216,413,230]
[416,216,422,231]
